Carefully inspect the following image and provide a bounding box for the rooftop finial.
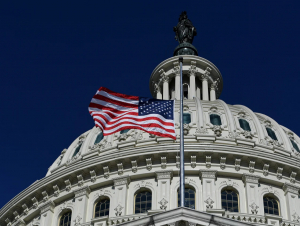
[173,11,197,44]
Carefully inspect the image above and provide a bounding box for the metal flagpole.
[179,56,185,207]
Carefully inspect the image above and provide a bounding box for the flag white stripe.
[96,90,139,105]
[91,98,135,112]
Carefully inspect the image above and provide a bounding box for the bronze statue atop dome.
[173,11,197,44]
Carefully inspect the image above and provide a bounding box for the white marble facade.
[1,55,300,226]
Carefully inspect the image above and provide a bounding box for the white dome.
[1,55,300,226]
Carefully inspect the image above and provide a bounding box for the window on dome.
[135,190,152,214]
[94,132,104,144]
[72,143,82,158]
[120,129,130,134]
[290,139,300,153]
[210,114,222,126]
[264,196,280,215]
[266,127,278,141]
[239,119,251,131]
[177,188,195,209]
[221,189,239,212]
[183,113,191,124]
[59,211,72,226]
[94,198,110,218]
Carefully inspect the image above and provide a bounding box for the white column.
[189,61,196,99]
[163,79,169,100]
[283,183,300,221]
[242,174,260,215]
[175,74,180,100]
[196,86,201,99]
[157,91,162,99]
[113,176,130,216]
[202,77,209,100]
[210,83,216,101]
[39,201,55,226]
[200,170,217,211]
[156,170,173,210]
[73,186,91,223]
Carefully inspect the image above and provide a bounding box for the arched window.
[210,114,222,126]
[59,211,72,226]
[178,188,195,209]
[120,129,130,134]
[94,132,104,144]
[221,189,239,212]
[239,119,251,131]
[135,190,152,214]
[290,139,300,153]
[183,113,191,124]
[94,198,110,218]
[72,143,82,158]
[264,196,280,215]
[266,127,278,141]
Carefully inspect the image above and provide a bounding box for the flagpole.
[179,56,185,207]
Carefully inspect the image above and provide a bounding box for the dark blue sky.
[1,1,300,207]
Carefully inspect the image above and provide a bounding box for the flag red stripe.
[99,87,139,100]
[93,93,138,109]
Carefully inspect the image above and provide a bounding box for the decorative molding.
[117,163,123,175]
[242,174,260,184]
[220,157,226,170]
[249,161,255,173]
[194,127,208,135]
[73,186,91,198]
[191,156,196,168]
[5,218,11,226]
[77,174,84,187]
[13,211,19,220]
[220,179,238,188]
[161,157,167,169]
[200,170,217,179]
[277,167,283,180]
[113,175,130,187]
[188,61,197,76]
[235,159,241,171]
[41,191,48,202]
[146,158,152,171]
[172,62,180,76]
[204,197,214,209]
[158,198,168,210]
[249,202,259,214]
[156,170,173,180]
[73,215,82,226]
[31,197,38,209]
[292,212,300,222]
[103,166,110,179]
[65,179,71,191]
[39,200,55,214]
[22,204,28,215]
[90,170,96,183]
[53,185,60,197]
[176,156,180,168]
[263,164,269,176]
[283,183,300,195]
[290,171,297,183]
[201,67,212,80]
[114,204,123,216]
[205,156,211,168]
[134,181,153,190]
[94,189,112,200]
[131,160,138,173]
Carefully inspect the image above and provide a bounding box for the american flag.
[88,87,176,140]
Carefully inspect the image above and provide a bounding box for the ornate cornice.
[242,174,260,184]
[199,170,217,179]
[39,200,55,214]
[113,175,131,186]
[283,183,300,194]
[155,170,173,180]
[73,186,91,198]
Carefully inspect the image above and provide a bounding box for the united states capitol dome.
[1,14,300,226]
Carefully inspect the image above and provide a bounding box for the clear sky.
[1,1,300,208]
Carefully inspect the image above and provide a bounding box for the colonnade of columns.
[155,65,216,101]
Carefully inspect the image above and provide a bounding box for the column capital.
[73,185,91,198]
[159,69,169,83]
[173,62,180,76]
[153,82,161,94]
[199,169,217,179]
[156,170,173,180]
[242,174,260,184]
[210,81,217,90]
[283,183,300,194]
[113,175,131,186]
[39,200,55,214]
